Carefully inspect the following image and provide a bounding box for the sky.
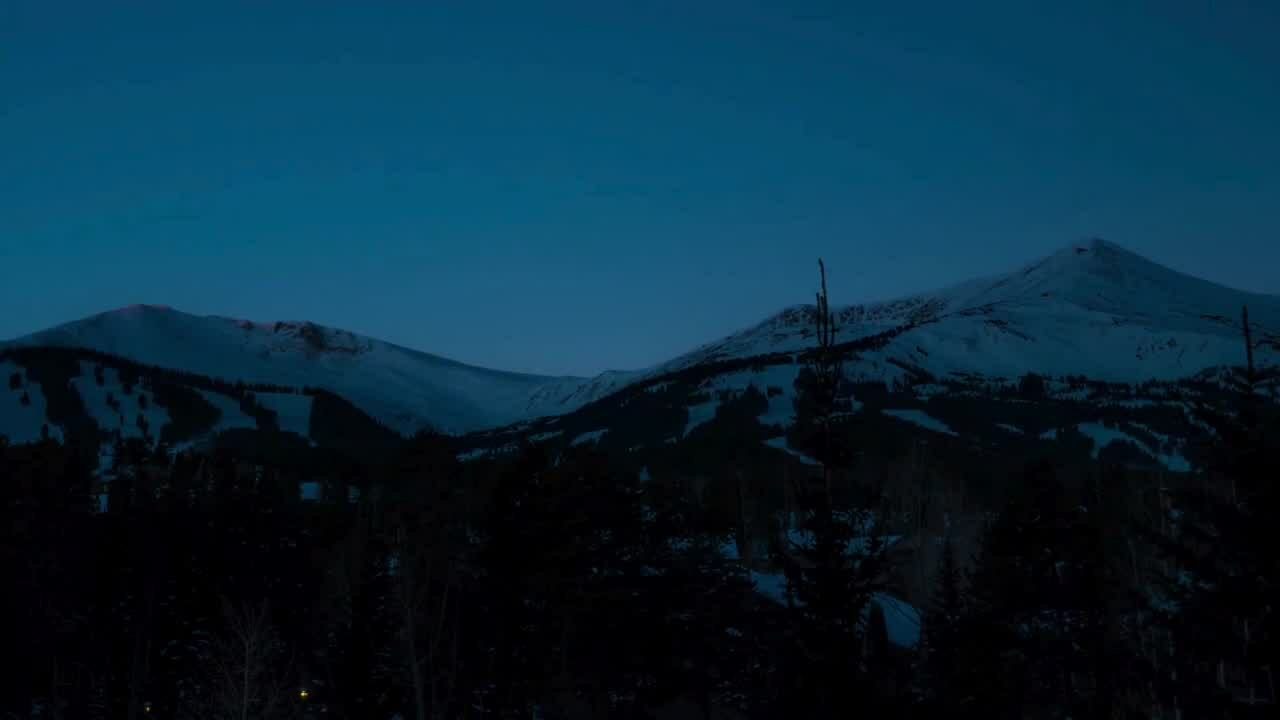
[2,1,1277,376]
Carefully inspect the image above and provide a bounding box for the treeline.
[904,310,1279,718]
[2,347,407,456]
[0,432,785,718]
[1,346,304,400]
[4,399,1275,718]
[2,347,297,452]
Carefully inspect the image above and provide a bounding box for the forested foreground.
[1,303,1277,719]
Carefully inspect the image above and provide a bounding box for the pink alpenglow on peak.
[113,304,173,313]
[5,305,615,435]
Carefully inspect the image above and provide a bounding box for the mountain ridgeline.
[3,239,1278,460]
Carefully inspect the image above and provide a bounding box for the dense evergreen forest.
[2,295,1276,719]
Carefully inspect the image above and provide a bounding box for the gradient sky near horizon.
[2,1,1278,376]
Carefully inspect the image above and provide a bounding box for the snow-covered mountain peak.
[934,237,1280,327]
[651,239,1280,383]
[3,306,618,435]
[109,303,175,314]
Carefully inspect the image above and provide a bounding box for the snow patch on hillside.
[1176,401,1217,434]
[570,429,607,447]
[683,399,719,437]
[0,361,58,444]
[1126,422,1191,471]
[1077,422,1190,471]
[750,571,790,605]
[715,365,800,394]
[1112,398,1157,409]
[71,362,171,441]
[198,390,258,433]
[882,409,958,437]
[759,390,796,427]
[456,442,522,462]
[763,436,820,466]
[682,365,806,432]
[912,383,949,400]
[874,593,923,647]
[749,569,920,647]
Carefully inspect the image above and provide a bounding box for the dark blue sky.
[2,1,1277,375]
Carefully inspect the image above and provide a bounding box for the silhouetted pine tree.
[921,532,964,711]
[377,433,469,720]
[633,460,766,715]
[958,460,1136,718]
[776,260,892,718]
[0,441,98,717]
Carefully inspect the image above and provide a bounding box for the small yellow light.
[144,703,153,714]
[299,689,310,700]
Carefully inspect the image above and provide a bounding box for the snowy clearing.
[71,362,171,442]
[881,408,958,437]
[763,436,821,466]
[197,389,258,433]
[0,361,60,444]
[1076,422,1191,471]
[570,429,608,447]
[749,570,921,647]
[683,398,719,437]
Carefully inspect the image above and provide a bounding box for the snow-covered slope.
[650,238,1280,385]
[0,361,63,444]
[461,239,1278,456]
[4,307,616,435]
[70,362,171,442]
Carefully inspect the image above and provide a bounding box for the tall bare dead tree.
[390,515,463,720]
[196,599,293,720]
[811,258,842,507]
[1243,305,1256,386]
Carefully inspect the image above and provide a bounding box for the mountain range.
[2,238,1276,458]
